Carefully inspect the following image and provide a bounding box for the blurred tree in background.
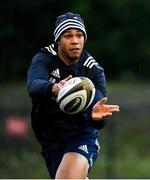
[0,0,149,83]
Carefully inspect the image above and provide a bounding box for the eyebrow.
[64,29,83,33]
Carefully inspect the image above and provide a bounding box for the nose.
[71,36,78,44]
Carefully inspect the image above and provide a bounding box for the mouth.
[70,48,80,53]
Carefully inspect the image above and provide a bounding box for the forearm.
[27,79,55,98]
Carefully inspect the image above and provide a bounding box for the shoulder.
[32,44,57,64]
[42,44,57,56]
[82,51,104,72]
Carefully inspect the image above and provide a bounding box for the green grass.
[0,81,150,178]
[0,144,49,178]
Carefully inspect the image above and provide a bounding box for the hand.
[52,75,73,96]
[92,97,120,121]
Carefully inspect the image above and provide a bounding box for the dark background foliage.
[0,0,149,83]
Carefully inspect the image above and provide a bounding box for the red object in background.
[5,116,29,138]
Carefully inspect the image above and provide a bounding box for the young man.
[27,12,119,179]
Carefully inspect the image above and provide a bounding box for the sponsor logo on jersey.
[78,144,89,154]
[51,69,60,78]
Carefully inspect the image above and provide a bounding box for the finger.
[109,108,120,112]
[107,105,120,109]
[59,75,73,85]
[64,75,73,81]
[98,97,108,105]
[105,112,113,116]
[93,112,112,121]
[52,84,60,96]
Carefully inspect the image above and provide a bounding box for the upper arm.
[27,53,53,97]
[27,53,50,83]
[89,63,107,100]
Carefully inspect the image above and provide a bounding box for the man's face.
[57,29,85,64]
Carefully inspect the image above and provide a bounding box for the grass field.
[0,81,150,179]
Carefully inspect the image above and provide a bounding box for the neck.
[58,52,79,65]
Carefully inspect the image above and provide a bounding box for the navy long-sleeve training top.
[27,44,107,150]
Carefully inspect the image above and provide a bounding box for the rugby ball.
[57,77,95,114]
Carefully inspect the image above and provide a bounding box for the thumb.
[98,97,108,105]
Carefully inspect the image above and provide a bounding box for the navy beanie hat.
[53,12,87,42]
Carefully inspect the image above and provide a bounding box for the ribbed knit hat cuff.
[53,13,87,42]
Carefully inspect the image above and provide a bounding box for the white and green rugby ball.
[57,77,95,114]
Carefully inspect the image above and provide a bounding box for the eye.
[64,33,72,39]
[77,33,84,38]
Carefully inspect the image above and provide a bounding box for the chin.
[71,51,81,57]
[70,57,79,62]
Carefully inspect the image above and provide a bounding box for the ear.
[55,40,59,45]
